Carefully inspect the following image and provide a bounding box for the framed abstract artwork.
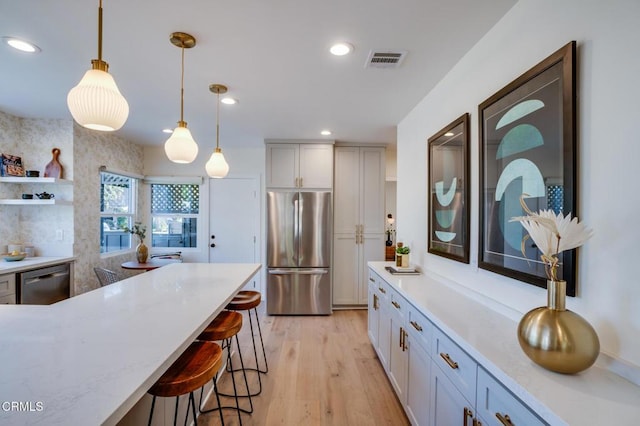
[428,113,470,264]
[478,41,578,295]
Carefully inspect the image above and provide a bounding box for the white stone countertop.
[0,262,260,425]
[369,261,640,426]
[0,256,76,273]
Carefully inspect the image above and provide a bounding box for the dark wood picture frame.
[478,41,577,296]
[428,113,470,264]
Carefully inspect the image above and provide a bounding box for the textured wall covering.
[0,111,73,253]
[73,125,144,294]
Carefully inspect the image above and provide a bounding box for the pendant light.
[67,0,129,131]
[205,84,230,178]
[164,32,199,164]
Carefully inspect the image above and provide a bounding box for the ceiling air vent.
[365,50,407,69]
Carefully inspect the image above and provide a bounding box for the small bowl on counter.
[2,252,27,262]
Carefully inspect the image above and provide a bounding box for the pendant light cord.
[216,90,220,150]
[180,46,185,123]
[97,0,103,62]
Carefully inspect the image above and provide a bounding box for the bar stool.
[197,310,252,424]
[226,290,268,396]
[148,341,224,426]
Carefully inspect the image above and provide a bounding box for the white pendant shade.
[164,126,199,164]
[67,69,129,131]
[206,150,229,178]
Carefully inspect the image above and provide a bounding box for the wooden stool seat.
[226,290,261,311]
[149,341,222,397]
[198,310,243,342]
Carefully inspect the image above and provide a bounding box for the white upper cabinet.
[266,143,333,189]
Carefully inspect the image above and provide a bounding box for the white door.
[209,176,261,291]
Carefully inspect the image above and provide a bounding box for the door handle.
[210,243,216,248]
[268,269,328,275]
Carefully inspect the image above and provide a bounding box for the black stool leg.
[148,395,157,426]
[251,307,269,374]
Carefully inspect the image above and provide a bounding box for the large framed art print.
[428,113,470,264]
[478,41,578,296]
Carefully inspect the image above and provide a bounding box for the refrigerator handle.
[293,195,299,264]
[268,269,328,275]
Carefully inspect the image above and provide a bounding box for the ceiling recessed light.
[221,97,237,105]
[444,132,455,137]
[3,36,41,53]
[162,128,173,134]
[330,42,353,56]
[321,130,332,136]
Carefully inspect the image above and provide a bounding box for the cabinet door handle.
[410,320,423,332]
[300,177,303,187]
[378,287,386,294]
[369,277,375,282]
[391,300,401,309]
[373,294,379,310]
[495,413,513,426]
[440,352,459,369]
[399,327,404,348]
[403,328,408,351]
[473,419,482,426]
[463,407,473,426]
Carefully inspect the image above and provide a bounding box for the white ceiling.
[0,0,516,151]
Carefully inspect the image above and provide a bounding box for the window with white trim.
[150,183,199,248]
[100,171,138,253]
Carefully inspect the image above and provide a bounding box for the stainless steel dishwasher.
[18,263,70,304]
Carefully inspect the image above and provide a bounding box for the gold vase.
[517,280,599,374]
[136,241,148,263]
[396,253,409,267]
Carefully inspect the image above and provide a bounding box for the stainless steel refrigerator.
[267,190,332,315]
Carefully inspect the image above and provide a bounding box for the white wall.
[397,0,640,369]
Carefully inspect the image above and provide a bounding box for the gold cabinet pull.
[378,287,386,294]
[440,352,459,369]
[473,419,482,426]
[300,177,303,187]
[373,294,379,310]
[369,276,375,282]
[399,327,404,348]
[391,300,401,309]
[410,320,423,332]
[463,407,473,426]
[495,413,513,426]
[403,328,408,351]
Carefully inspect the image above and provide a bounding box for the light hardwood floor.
[199,306,409,426]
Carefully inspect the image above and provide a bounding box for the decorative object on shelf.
[67,0,129,131]
[25,170,39,177]
[386,214,395,246]
[22,193,33,199]
[122,222,148,263]
[511,195,598,374]
[164,32,199,164]
[1,153,24,177]
[428,113,470,264]
[35,192,54,200]
[44,148,63,178]
[478,41,578,295]
[205,84,230,178]
[396,242,410,268]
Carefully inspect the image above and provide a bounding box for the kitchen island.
[0,262,260,425]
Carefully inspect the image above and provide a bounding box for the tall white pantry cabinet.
[333,146,386,306]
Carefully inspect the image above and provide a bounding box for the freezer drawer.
[267,268,332,315]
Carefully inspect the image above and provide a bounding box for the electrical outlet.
[56,229,64,241]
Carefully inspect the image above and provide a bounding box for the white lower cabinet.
[368,266,547,426]
[405,307,433,426]
[476,367,546,426]
[388,287,408,404]
[0,273,16,304]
